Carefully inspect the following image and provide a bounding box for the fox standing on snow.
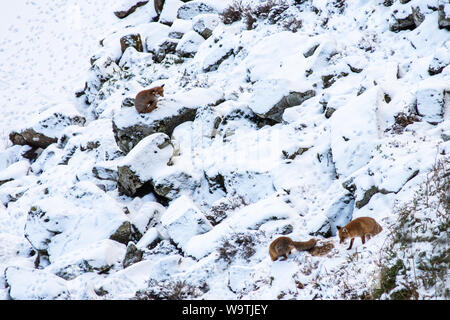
[337,217,382,250]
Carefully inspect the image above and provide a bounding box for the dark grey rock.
[114,1,149,19]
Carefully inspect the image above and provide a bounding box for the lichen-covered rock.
[9,104,86,149]
[177,1,216,20]
[159,195,212,252]
[117,133,174,196]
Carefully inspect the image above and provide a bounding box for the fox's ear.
[161,84,165,87]
[336,226,341,230]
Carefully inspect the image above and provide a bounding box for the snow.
[0,0,449,300]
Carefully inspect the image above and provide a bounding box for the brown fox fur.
[337,217,382,250]
[269,236,317,261]
[134,84,164,114]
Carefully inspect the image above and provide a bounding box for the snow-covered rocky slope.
[0,0,449,300]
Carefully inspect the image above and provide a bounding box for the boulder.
[192,13,221,39]
[389,6,424,32]
[117,133,174,196]
[154,0,166,15]
[123,242,144,268]
[428,42,450,75]
[329,87,382,178]
[46,239,126,280]
[24,181,132,263]
[416,86,445,124]
[438,2,450,30]
[176,30,205,58]
[153,168,201,200]
[159,195,212,252]
[177,1,216,20]
[249,79,315,123]
[120,34,143,53]
[168,18,193,39]
[153,38,179,62]
[9,104,86,149]
[114,1,150,18]
[159,0,183,25]
[5,266,71,300]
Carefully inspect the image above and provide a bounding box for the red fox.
[337,217,382,250]
[269,236,317,261]
[134,84,165,114]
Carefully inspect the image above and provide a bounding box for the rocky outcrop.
[117,133,174,197]
[9,104,86,149]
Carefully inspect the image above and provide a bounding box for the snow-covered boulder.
[177,1,216,20]
[438,2,450,30]
[176,30,205,58]
[248,79,315,122]
[114,0,151,19]
[0,160,29,186]
[159,195,212,253]
[159,0,184,25]
[117,133,173,196]
[24,181,132,264]
[9,104,86,149]
[415,80,448,124]
[46,239,126,280]
[389,6,424,32]
[5,266,71,300]
[330,87,382,178]
[192,13,221,39]
[153,168,201,200]
[428,41,450,75]
[128,201,166,235]
[120,33,143,53]
[168,18,193,39]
